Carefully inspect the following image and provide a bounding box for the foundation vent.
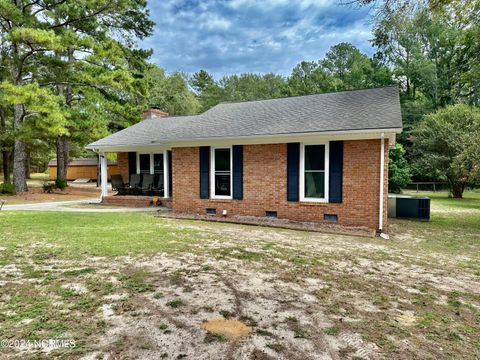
[324,214,338,222]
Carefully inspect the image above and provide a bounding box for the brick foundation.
[161,197,172,209]
[102,195,172,208]
[102,195,153,207]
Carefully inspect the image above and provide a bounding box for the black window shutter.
[287,143,300,201]
[168,150,172,197]
[232,145,243,200]
[199,146,210,199]
[128,152,136,175]
[329,141,343,203]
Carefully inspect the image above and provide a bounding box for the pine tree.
[0,0,154,191]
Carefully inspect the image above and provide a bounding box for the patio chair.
[111,174,128,195]
[129,174,142,195]
[152,174,165,197]
[139,174,154,195]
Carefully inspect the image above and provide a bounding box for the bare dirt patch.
[201,318,252,339]
[157,212,376,237]
[1,216,479,360]
[2,185,99,204]
[2,186,100,204]
[61,282,88,294]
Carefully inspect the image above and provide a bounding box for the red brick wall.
[117,152,130,183]
[172,140,389,231]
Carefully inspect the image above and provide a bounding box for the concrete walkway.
[0,199,165,212]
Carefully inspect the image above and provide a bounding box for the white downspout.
[379,133,388,239]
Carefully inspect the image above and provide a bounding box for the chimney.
[143,108,169,120]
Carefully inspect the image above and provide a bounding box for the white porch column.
[163,150,169,198]
[100,152,108,198]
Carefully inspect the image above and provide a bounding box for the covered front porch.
[98,148,172,207]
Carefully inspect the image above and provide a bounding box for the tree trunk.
[2,151,9,183]
[55,49,73,183]
[451,183,464,198]
[56,135,69,181]
[11,43,28,193]
[13,104,27,192]
[13,141,27,191]
[63,140,69,177]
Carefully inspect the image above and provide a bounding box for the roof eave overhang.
[87,127,402,152]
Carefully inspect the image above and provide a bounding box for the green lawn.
[0,191,479,359]
[2,190,478,259]
[0,212,199,259]
[403,188,480,209]
[390,190,480,257]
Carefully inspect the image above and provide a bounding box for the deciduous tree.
[412,104,480,198]
[148,65,200,115]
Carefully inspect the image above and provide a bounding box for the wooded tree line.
[1,0,479,197]
[189,0,480,197]
[189,42,393,110]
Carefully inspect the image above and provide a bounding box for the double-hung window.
[211,147,232,199]
[300,143,329,202]
[138,154,151,174]
[153,154,164,175]
[153,153,164,192]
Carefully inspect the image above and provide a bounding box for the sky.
[141,0,375,79]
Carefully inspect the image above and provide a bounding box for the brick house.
[87,86,402,234]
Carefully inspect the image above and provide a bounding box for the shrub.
[0,183,15,195]
[42,182,55,193]
[55,178,68,190]
[389,143,411,193]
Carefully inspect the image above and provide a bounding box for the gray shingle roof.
[87,86,402,149]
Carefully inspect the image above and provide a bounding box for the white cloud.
[229,0,330,10]
[143,0,374,78]
[202,14,231,30]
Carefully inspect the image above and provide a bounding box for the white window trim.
[210,146,233,200]
[136,152,153,175]
[299,142,329,203]
[136,152,169,198]
[150,153,154,175]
